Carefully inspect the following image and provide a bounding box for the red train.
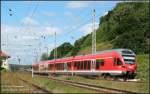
[32,49,137,79]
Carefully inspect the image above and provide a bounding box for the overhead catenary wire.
[50,11,102,58]
[48,11,97,53]
[46,8,92,43]
[62,9,91,33]
[57,11,101,43]
[51,11,101,58]
[9,2,40,65]
[2,2,36,64]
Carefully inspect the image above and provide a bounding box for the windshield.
[124,59,135,64]
[123,55,136,64]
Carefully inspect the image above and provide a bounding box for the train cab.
[115,49,137,78]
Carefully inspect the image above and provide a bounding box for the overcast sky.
[1,1,118,65]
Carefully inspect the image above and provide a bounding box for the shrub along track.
[84,76,147,83]
[49,77,138,93]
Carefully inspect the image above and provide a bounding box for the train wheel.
[129,73,136,79]
[123,72,129,81]
[112,76,117,80]
[104,73,112,80]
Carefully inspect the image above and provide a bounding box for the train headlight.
[129,66,132,69]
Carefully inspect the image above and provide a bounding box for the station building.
[0,51,10,70]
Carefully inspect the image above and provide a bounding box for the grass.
[136,54,149,81]
[57,75,149,93]
[1,71,34,93]
[78,42,113,55]
[1,54,149,93]
[1,71,100,93]
[18,72,100,93]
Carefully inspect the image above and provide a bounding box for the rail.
[49,77,137,93]
[19,78,53,94]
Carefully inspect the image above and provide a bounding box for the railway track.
[27,70,145,83]
[49,77,137,93]
[19,78,53,94]
[25,71,143,93]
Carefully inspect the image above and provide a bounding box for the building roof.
[0,51,10,58]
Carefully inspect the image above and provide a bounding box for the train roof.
[34,48,135,65]
[95,48,134,54]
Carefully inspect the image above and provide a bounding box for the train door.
[95,59,104,71]
[64,62,67,72]
[113,58,123,70]
[91,59,96,71]
[45,63,48,72]
[67,62,71,70]
[39,64,43,71]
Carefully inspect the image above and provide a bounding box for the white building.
[0,51,10,70]
[1,59,10,70]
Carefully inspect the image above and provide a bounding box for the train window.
[122,50,132,54]
[60,63,64,70]
[78,61,81,70]
[55,64,57,70]
[75,61,80,70]
[76,62,79,69]
[87,61,91,70]
[49,64,53,70]
[124,59,135,64]
[84,61,87,70]
[96,59,104,66]
[61,63,64,70]
[75,62,78,70]
[67,62,71,70]
[79,61,82,70]
[117,58,122,65]
[64,63,67,70]
[57,63,59,70]
[33,65,39,71]
[81,61,83,70]
[96,62,100,70]
[101,62,104,66]
[114,58,117,66]
[74,62,76,68]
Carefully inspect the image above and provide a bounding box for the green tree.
[48,42,74,60]
[46,2,149,58]
[40,53,49,61]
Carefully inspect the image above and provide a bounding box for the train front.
[121,49,137,79]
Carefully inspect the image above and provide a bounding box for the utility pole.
[38,42,41,62]
[54,32,57,59]
[17,56,21,66]
[45,47,48,56]
[92,9,96,71]
[54,31,57,74]
[32,48,37,78]
[92,9,96,54]
[32,63,34,78]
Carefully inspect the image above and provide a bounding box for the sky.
[1,1,119,65]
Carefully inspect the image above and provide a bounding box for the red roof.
[0,51,10,58]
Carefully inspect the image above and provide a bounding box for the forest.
[41,2,149,60]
